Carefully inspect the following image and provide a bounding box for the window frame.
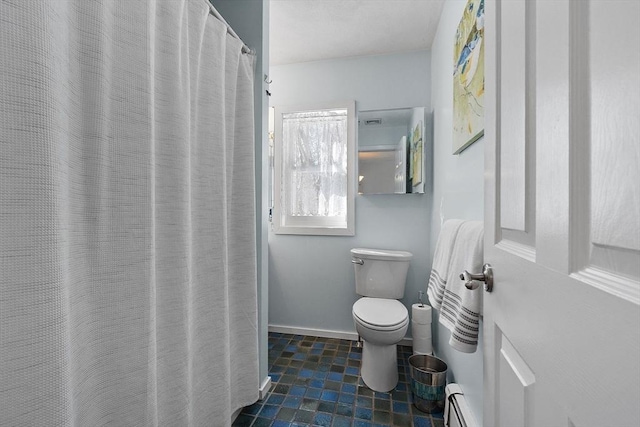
[273,101,356,236]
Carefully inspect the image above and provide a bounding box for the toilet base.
[360,340,399,392]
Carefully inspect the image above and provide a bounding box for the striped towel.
[439,221,484,353]
[426,219,465,310]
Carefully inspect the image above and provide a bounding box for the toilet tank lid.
[350,248,413,261]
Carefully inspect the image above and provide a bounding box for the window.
[273,102,356,235]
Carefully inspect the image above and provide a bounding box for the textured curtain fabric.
[281,110,348,217]
[0,0,258,425]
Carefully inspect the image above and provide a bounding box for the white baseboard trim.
[258,376,272,400]
[268,324,414,347]
[269,324,358,341]
[400,337,413,347]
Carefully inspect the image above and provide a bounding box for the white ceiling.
[269,0,446,66]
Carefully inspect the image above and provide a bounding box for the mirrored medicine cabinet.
[357,107,426,195]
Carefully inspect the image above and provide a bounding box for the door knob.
[459,263,493,292]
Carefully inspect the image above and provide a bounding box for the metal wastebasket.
[409,354,448,413]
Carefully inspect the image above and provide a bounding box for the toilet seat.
[352,297,409,331]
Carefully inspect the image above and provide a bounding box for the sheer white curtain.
[0,0,258,425]
[282,110,348,218]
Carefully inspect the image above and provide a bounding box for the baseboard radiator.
[444,384,478,427]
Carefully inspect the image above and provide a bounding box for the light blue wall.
[269,51,433,336]
[209,0,270,385]
[430,0,484,423]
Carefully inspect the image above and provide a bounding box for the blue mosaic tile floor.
[232,332,445,427]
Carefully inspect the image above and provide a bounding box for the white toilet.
[351,248,412,392]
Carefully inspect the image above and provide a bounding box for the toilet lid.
[352,297,408,328]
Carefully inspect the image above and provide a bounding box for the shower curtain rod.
[206,1,254,55]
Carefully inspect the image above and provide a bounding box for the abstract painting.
[453,0,485,154]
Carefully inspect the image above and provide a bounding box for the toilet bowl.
[351,248,412,392]
[353,297,409,392]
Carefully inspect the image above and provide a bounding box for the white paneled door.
[484,1,640,426]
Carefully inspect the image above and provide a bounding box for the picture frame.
[452,0,485,154]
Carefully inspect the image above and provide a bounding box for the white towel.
[427,219,465,310]
[439,220,484,353]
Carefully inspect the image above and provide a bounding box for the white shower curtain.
[0,0,258,425]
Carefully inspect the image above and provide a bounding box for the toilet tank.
[351,248,413,299]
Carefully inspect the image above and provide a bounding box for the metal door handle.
[460,263,493,292]
[351,258,364,265]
